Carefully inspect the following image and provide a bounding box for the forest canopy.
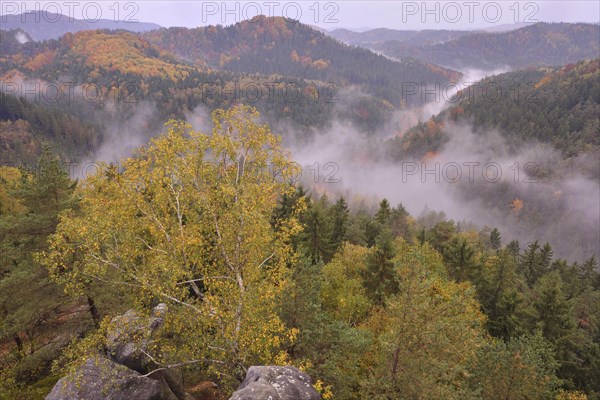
[1,107,596,399]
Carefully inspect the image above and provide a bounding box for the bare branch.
[135,236,168,254]
[137,358,225,378]
[258,252,276,269]
[176,276,236,285]
[157,291,203,315]
[81,272,142,289]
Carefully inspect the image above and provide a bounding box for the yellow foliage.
[290,50,300,63]
[312,59,330,70]
[0,167,25,214]
[320,243,371,326]
[314,379,334,399]
[68,31,193,80]
[43,106,303,388]
[556,390,588,400]
[24,50,56,71]
[535,74,553,89]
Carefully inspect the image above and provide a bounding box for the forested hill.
[0,11,161,41]
[142,16,461,105]
[373,23,600,69]
[0,17,463,163]
[385,59,600,262]
[0,94,102,165]
[390,59,600,162]
[0,27,337,162]
[0,21,444,163]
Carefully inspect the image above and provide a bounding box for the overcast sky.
[2,1,599,30]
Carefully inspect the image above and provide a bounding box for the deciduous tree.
[44,106,302,385]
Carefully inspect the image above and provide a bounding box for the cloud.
[15,31,30,44]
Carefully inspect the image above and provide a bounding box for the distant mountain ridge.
[1,13,461,108]
[327,23,599,70]
[0,17,460,161]
[0,12,161,41]
[479,22,534,32]
[373,22,600,69]
[142,16,461,107]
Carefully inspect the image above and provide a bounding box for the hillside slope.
[143,17,461,106]
[4,21,452,162]
[384,59,600,261]
[374,23,600,69]
[389,59,600,162]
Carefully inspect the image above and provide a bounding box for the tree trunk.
[13,333,23,354]
[87,295,100,328]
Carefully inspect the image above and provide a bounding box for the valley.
[1,8,599,400]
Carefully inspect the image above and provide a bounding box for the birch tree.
[44,106,303,384]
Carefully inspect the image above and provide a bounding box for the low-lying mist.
[68,68,598,262]
[285,68,598,262]
[288,109,599,262]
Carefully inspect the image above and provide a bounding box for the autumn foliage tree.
[361,241,486,400]
[43,106,303,385]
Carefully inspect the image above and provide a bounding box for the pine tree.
[531,271,575,343]
[362,229,397,306]
[507,240,520,262]
[389,203,411,240]
[579,256,599,290]
[365,199,393,247]
[475,250,525,340]
[520,241,543,287]
[0,146,76,384]
[490,227,502,251]
[330,196,349,253]
[301,195,334,264]
[374,198,391,225]
[540,243,554,273]
[271,186,307,230]
[443,236,476,283]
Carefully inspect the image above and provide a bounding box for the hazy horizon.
[1,1,599,31]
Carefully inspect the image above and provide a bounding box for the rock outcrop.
[45,356,163,400]
[46,303,193,400]
[47,305,321,400]
[229,366,321,400]
[106,303,167,373]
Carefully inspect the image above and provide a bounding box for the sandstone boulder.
[229,366,321,400]
[45,356,162,400]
